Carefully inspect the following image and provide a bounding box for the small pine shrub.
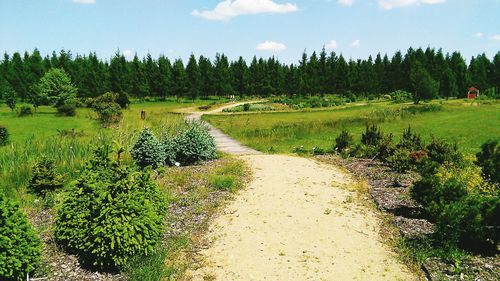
[0,194,42,280]
[54,146,167,270]
[28,157,64,196]
[17,105,33,117]
[161,135,177,166]
[426,137,463,166]
[132,128,166,169]
[335,129,354,154]
[92,92,123,126]
[476,140,500,184]
[173,122,217,166]
[243,103,251,111]
[57,103,76,116]
[0,125,9,146]
[361,124,383,147]
[386,148,411,172]
[397,126,424,151]
[377,133,395,160]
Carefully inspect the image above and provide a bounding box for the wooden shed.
[467,87,479,99]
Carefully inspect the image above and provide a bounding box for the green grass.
[203,100,500,155]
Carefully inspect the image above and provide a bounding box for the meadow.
[203,100,500,155]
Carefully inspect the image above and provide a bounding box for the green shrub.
[386,148,411,172]
[17,105,33,117]
[397,125,424,151]
[28,157,64,196]
[116,92,131,109]
[376,133,395,160]
[132,128,166,169]
[426,137,463,166]
[56,103,77,116]
[92,92,123,126]
[243,103,250,111]
[0,194,42,280]
[390,90,413,103]
[335,129,354,154]
[412,174,468,207]
[173,122,217,166]
[54,146,167,270]
[0,125,9,146]
[161,135,177,166]
[476,140,500,184]
[361,124,383,147]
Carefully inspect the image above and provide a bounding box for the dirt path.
[186,103,415,281]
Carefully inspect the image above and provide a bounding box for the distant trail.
[185,102,415,281]
[186,101,262,155]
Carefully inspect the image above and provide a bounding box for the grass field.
[203,100,500,155]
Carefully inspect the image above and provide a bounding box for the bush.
[243,103,250,111]
[54,146,167,270]
[132,128,166,169]
[361,124,383,147]
[92,92,123,126]
[172,122,217,166]
[0,194,42,280]
[28,157,64,196]
[56,103,76,116]
[116,92,131,109]
[397,126,424,151]
[476,140,500,184]
[426,137,463,166]
[390,90,413,103]
[161,135,177,166]
[377,133,395,160]
[335,129,354,154]
[386,148,411,172]
[0,125,9,146]
[17,105,33,117]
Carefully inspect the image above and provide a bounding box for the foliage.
[161,135,177,166]
[17,105,33,117]
[171,122,217,166]
[243,103,250,111]
[386,148,411,172]
[390,90,413,103]
[32,68,77,108]
[54,145,167,270]
[361,124,383,147]
[411,62,439,103]
[397,126,424,151]
[426,137,463,166]
[91,92,123,126]
[0,194,42,281]
[56,103,76,116]
[335,129,354,154]
[28,157,64,196]
[116,92,131,109]
[4,86,17,111]
[131,128,166,169]
[376,133,396,160]
[0,125,9,146]
[475,140,500,184]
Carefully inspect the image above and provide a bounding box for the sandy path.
[189,155,414,281]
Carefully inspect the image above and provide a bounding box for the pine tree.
[172,59,187,98]
[410,62,439,103]
[186,54,201,100]
[158,55,172,100]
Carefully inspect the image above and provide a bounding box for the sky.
[0,0,499,64]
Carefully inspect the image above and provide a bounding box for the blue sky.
[1,0,499,63]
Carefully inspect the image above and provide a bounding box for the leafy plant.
[361,124,383,147]
[475,140,500,184]
[91,92,123,126]
[116,92,131,109]
[132,128,166,169]
[0,194,42,281]
[56,103,77,116]
[4,86,17,111]
[28,157,64,196]
[17,105,33,117]
[335,129,354,154]
[32,68,77,109]
[390,90,413,103]
[0,125,9,146]
[54,145,167,270]
[172,122,217,166]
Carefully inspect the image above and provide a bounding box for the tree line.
[1,47,499,101]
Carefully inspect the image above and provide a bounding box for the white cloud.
[191,0,298,21]
[325,40,338,50]
[122,49,133,58]
[255,41,287,52]
[351,39,360,47]
[473,32,484,38]
[490,35,500,41]
[72,0,95,4]
[378,0,446,10]
[338,0,355,6]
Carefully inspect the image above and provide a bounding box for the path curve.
[186,102,262,155]
[186,103,415,281]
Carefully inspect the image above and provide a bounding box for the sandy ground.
[188,154,415,281]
